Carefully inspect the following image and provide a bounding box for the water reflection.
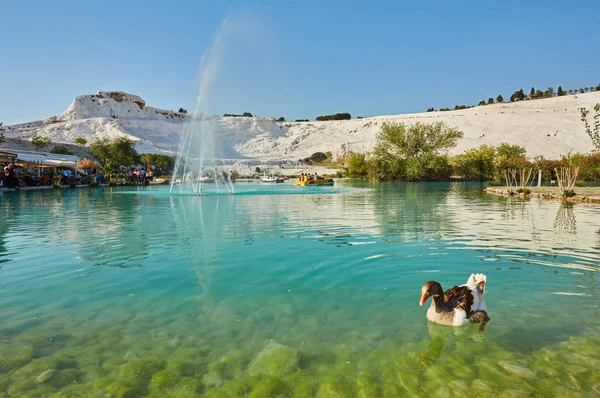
[554,202,577,233]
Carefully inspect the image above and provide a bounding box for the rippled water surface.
[1,181,599,397]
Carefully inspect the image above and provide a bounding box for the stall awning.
[0,148,79,168]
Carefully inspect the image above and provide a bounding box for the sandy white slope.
[2,90,599,163]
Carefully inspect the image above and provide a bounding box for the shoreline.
[485,186,600,203]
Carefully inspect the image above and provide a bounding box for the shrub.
[50,145,74,155]
[517,187,531,195]
[73,137,87,146]
[316,113,351,121]
[450,145,496,181]
[370,121,462,181]
[31,134,52,151]
[346,152,369,178]
[277,117,285,122]
[563,190,576,198]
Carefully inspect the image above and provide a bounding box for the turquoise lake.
[1,180,599,397]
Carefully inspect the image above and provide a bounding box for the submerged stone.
[317,381,353,398]
[118,357,165,384]
[499,361,537,380]
[36,368,58,384]
[248,376,288,398]
[247,342,299,377]
[105,379,140,398]
[0,343,34,372]
[150,369,182,390]
[356,374,380,398]
[221,380,248,396]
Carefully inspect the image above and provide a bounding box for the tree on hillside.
[370,121,463,181]
[31,134,52,151]
[580,103,600,150]
[478,100,486,106]
[277,117,285,122]
[510,89,525,102]
[242,112,253,117]
[580,88,585,94]
[73,137,87,146]
[557,86,565,96]
[0,122,4,145]
[178,108,188,114]
[496,94,504,103]
[529,87,535,99]
[568,89,573,95]
[546,87,554,97]
[50,145,74,155]
[487,98,494,104]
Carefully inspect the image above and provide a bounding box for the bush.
[73,137,87,146]
[577,153,600,180]
[563,190,576,198]
[31,134,52,151]
[370,121,462,181]
[346,152,369,178]
[316,113,351,121]
[517,187,531,195]
[450,145,496,181]
[50,145,74,155]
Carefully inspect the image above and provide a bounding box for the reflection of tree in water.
[372,182,453,237]
[553,202,576,233]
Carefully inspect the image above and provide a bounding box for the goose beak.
[419,292,429,306]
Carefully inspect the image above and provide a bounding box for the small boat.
[261,175,284,183]
[294,176,334,186]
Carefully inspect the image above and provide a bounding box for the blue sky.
[1,0,599,125]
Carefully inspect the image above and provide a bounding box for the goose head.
[420,281,444,306]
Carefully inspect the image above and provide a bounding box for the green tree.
[31,134,52,151]
[73,137,87,146]
[478,100,486,106]
[90,138,111,165]
[109,136,138,171]
[529,87,535,99]
[50,145,75,155]
[370,121,463,181]
[496,143,527,163]
[579,103,600,150]
[496,94,504,103]
[346,152,369,178]
[90,136,138,173]
[277,117,285,122]
[487,97,494,104]
[557,86,565,96]
[450,145,497,181]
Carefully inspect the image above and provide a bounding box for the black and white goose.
[419,273,489,326]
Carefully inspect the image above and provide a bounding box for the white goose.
[419,273,489,326]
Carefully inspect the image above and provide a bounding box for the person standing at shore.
[3,163,15,188]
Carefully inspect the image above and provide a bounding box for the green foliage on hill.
[73,137,87,146]
[316,113,351,121]
[50,145,75,155]
[31,134,52,151]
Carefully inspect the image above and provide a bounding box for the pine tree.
[487,97,494,104]
[530,87,535,99]
[557,86,565,96]
[496,94,504,103]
